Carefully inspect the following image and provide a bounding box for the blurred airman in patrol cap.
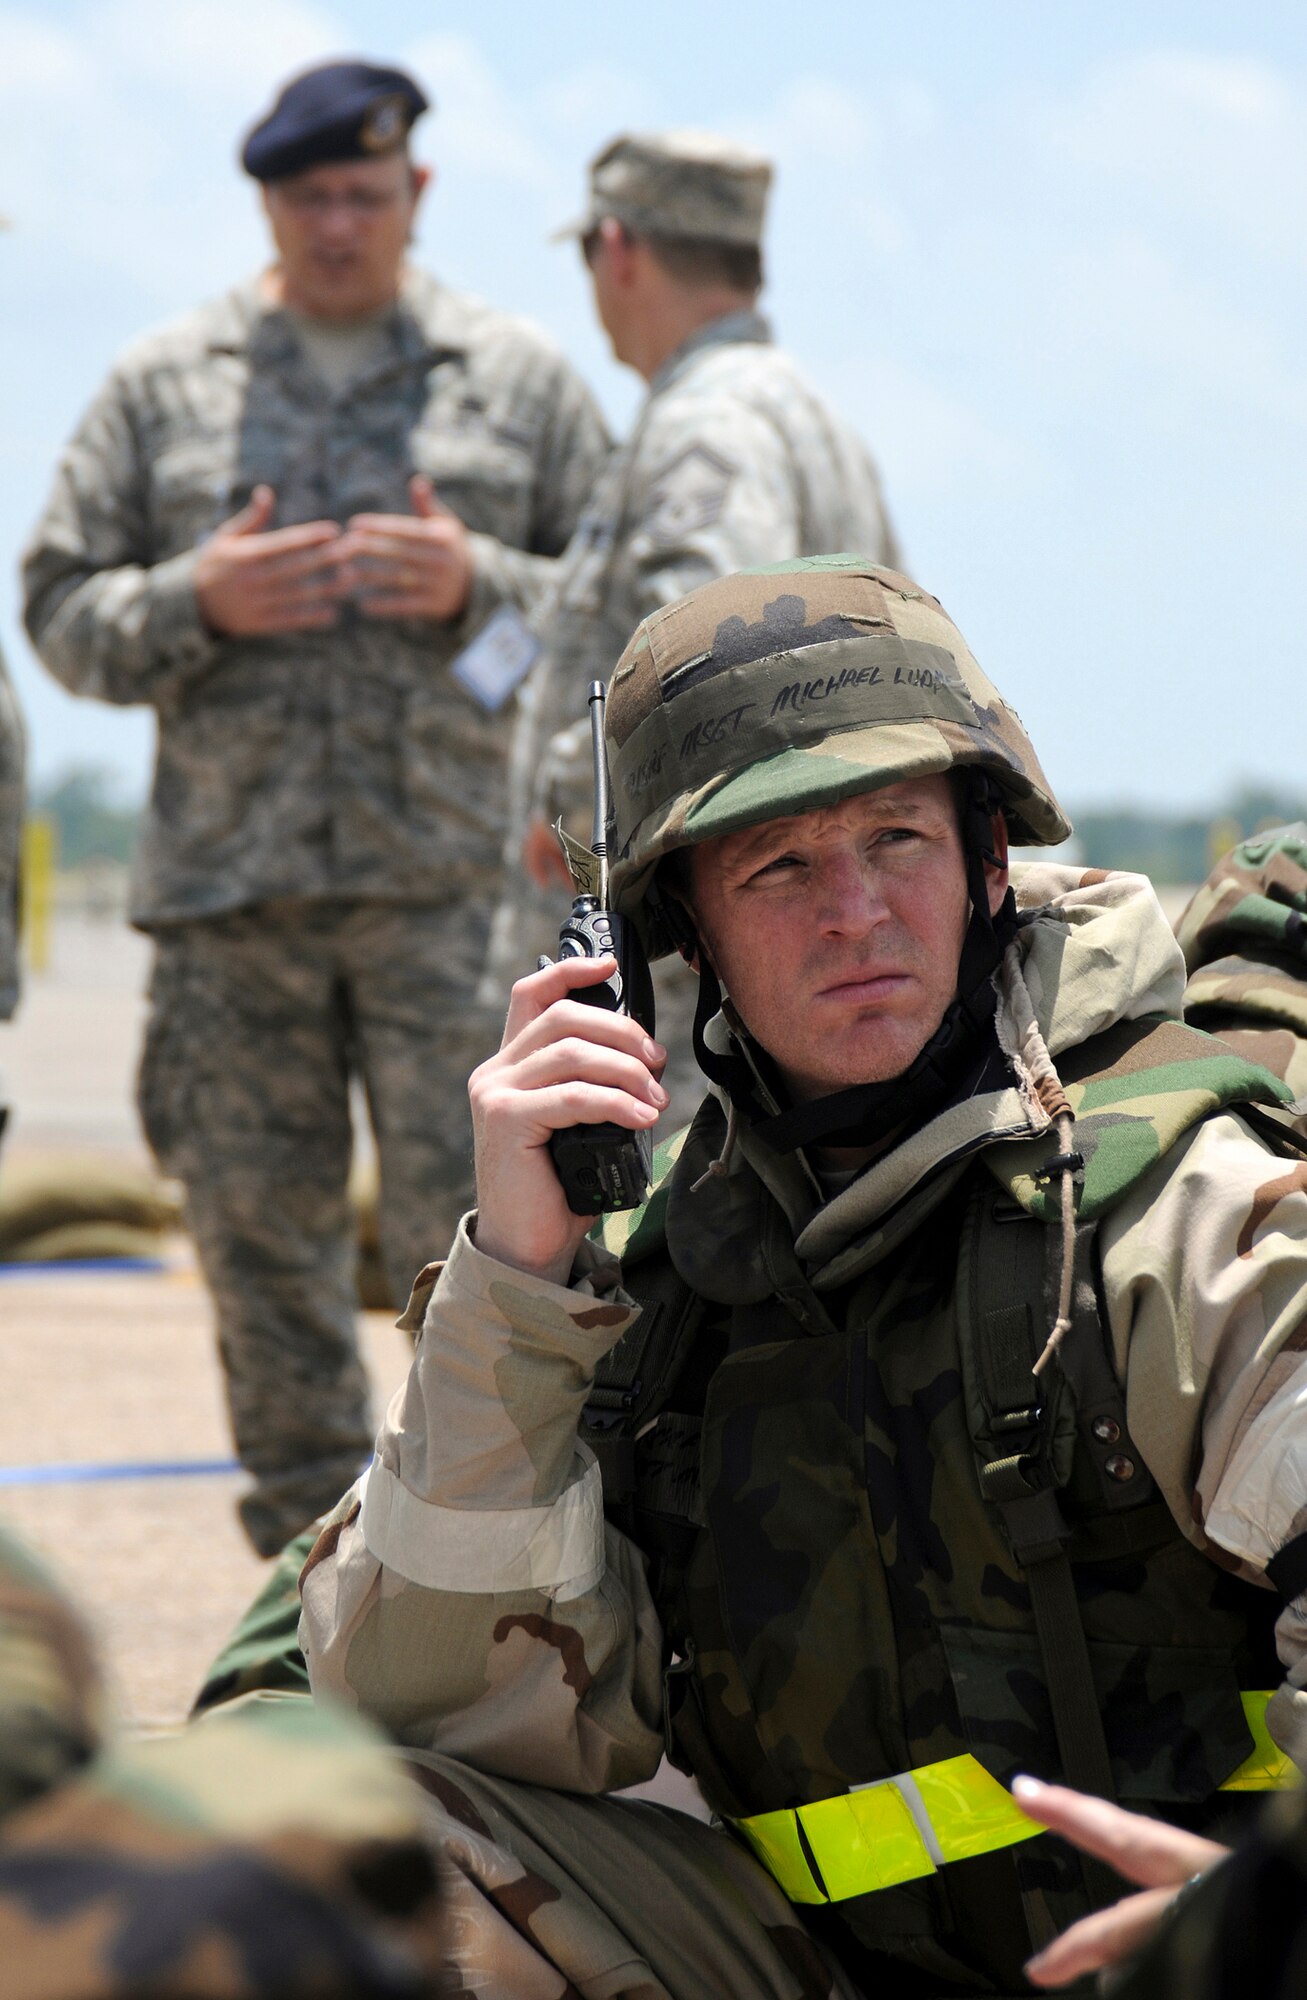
[483,129,902,1134]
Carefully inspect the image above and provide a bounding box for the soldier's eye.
[752,852,801,880]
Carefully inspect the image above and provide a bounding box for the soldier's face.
[686,776,1009,1103]
[581,219,638,365]
[262,154,428,319]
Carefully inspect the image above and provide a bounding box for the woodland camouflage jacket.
[1177,823,1307,1131]
[21,270,609,928]
[303,867,1307,1980]
[0,1522,447,1994]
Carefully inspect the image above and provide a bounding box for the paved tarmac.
[0,912,411,1728]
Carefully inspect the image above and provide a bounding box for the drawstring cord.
[1033,1107,1078,1378]
[999,943,1081,1379]
[690,1097,741,1194]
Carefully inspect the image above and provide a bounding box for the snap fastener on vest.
[1091,1416,1121,1443]
[1105,1453,1136,1481]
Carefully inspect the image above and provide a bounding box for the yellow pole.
[21,814,56,974]
[1207,815,1241,872]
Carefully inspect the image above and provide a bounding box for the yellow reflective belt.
[1223,1691,1295,1792]
[732,1754,1039,1905]
[733,1695,1295,1907]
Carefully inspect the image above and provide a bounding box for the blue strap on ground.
[0,1458,241,1486]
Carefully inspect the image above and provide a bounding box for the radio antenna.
[587,681,610,904]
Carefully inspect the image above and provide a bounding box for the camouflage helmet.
[605,554,1071,956]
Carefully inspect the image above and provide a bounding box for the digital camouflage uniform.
[22,268,609,1554]
[0,1519,450,1994]
[1177,824,1307,1134]
[0,645,22,1029]
[292,562,1307,1996]
[0,645,24,1144]
[482,133,900,1135]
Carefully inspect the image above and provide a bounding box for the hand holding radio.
[469,954,666,1283]
[469,682,662,1280]
[544,683,657,1216]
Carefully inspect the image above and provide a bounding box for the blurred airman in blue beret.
[240,59,429,182]
[21,56,610,1559]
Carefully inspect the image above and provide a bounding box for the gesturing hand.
[336,473,473,622]
[194,485,346,635]
[469,954,667,1287]
[1012,1775,1229,1988]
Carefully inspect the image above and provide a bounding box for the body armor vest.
[583,1017,1297,1993]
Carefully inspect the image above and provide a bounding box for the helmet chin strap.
[688,773,1019,1156]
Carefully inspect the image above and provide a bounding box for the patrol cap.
[554,130,772,247]
[605,555,1072,957]
[241,60,429,182]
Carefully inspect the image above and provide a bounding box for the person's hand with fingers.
[194,484,347,635]
[470,953,667,1287]
[337,472,473,622]
[1012,1775,1230,1989]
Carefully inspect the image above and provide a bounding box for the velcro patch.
[641,443,737,549]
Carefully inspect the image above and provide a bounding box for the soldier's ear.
[600,217,639,284]
[653,852,702,970]
[984,810,1010,917]
[410,162,432,205]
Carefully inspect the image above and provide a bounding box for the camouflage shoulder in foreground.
[0,1522,103,1822]
[0,1691,446,1996]
[0,1517,446,1992]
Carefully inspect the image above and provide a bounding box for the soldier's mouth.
[817,972,912,1004]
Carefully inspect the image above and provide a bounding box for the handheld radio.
[546,681,656,1215]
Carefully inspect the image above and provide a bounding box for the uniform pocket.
[401,684,511,871]
[409,424,534,544]
[153,689,305,853]
[137,944,198,1172]
[148,438,238,554]
[939,1624,1255,1802]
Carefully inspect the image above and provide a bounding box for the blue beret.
[241,60,429,181]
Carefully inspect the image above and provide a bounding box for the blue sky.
[2,0,1304,820]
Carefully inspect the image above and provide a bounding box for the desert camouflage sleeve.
[301,1218,667,1791]
[21,367,221,709]
[461,358,612,630]
[1099,1110,1307,1743]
